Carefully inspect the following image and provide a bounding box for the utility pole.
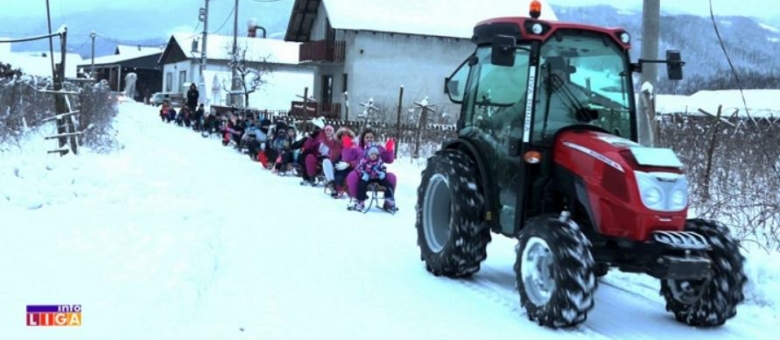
[90,31,95,79]
[231,0,240,107]
[637,0,660,147]
[199,0,209,105]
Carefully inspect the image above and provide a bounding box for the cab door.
[448,45,536,236]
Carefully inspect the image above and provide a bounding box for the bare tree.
[223,44,272,108]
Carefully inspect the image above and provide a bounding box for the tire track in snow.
[435,263,759,339]
[448,266,619,339]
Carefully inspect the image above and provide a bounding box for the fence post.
[395,85,403,159]
[302,87,309,122]
[343,91,349,120]
[700,105,723,203]
[413,97,434,161]
[48,28,79,156]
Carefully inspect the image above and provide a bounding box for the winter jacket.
[342,142,394,169]
[186,88,199,108]
[357,153,386,181]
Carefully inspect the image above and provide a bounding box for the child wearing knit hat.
[352,142,395,211]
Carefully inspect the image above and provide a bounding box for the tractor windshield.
[533,31,635,142]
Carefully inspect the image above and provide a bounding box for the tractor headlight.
[670,189,688,210]
[634,171,688,212]
[644,187,663,206]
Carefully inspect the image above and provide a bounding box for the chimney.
[247,18,258,37]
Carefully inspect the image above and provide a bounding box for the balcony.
[299,40,345,64]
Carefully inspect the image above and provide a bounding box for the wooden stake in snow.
[45,26,79,156]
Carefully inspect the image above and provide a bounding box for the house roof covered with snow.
[79,48,163,68]
[158,34,301,66]
[115,44,165,57]
[285,0,558,41]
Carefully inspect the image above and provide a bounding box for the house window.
[165,72,172,92]
[179,70,187,92]
[321,75,333,105]
[342,73,348,93]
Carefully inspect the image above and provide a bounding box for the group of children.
[158,103,398,213]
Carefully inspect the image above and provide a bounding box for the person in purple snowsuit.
[341,129,397,207]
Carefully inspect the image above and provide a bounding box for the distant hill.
[555,6,780,93]
[3,1,293,59]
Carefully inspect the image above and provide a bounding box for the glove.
[385,138,395,153]
[378,171,386,180]
[335,161,349,170]
[361,173,369,182]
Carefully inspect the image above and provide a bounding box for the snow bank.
[742,248,780,313]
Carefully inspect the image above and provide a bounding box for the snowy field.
[2,101,780,339]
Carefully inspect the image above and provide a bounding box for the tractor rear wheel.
[515,215,597,328]
[415,150,490,278]
[661,219,747,327]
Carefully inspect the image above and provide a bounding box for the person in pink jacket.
[301,119,341,186]
[341,128,397,209]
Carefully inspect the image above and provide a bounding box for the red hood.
[554,130,683,175]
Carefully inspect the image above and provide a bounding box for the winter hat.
[367,146,380,156]
[260,119,272,127]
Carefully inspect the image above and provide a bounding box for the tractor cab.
[443,2,683,236]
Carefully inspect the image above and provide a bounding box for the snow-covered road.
[1,102,776,339]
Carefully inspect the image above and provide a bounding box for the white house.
[283,0,557,120]
[158,34,314,110]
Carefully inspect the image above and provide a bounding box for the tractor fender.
[441,138,499,229]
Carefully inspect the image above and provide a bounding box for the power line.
[70,36,91,51]
[708,0,750,121]
[211,5,236,34]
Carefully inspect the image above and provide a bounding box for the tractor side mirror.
[445,58,471,103]
[666,50,684,80]
[491,35,516,67]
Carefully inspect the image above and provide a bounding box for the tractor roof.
[473,17,632,51]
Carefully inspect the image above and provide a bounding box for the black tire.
[515,215,597,328]
[660,219,747,327]
[415,150,490,278]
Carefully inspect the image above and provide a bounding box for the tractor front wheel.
[515,215,597,328]
[415,150,490,278]
[661,219,747,327]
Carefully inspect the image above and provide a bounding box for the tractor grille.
[651,231,710,250]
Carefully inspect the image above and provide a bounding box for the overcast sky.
[0,0,776,20]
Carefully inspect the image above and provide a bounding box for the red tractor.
[415,1,747,328]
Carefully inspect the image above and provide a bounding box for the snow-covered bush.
[0,72,55,149]
[0,62,119,153]
[75,80,120,153]
[659,114,780,251]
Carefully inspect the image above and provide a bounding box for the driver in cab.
[485,56,594,135]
